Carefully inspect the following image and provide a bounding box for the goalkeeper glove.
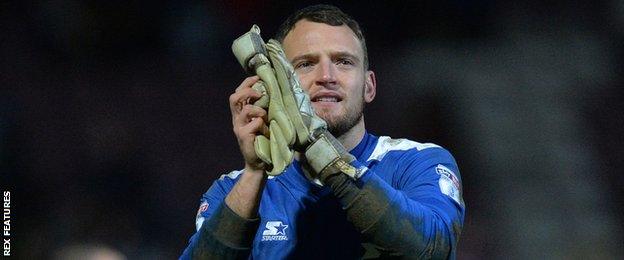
[232,25,294,175]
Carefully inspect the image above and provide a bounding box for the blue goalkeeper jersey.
[181,132,465,259]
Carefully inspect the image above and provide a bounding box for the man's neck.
[336,117,366,151]
[293,117,366,162]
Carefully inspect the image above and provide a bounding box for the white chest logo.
[262,221,289,241]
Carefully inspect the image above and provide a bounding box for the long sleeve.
[324,147,465,259]
[180,203,260,259]
[180,170,260,260]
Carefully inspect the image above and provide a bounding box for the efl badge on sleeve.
[195,201,209,231]
[435,164,464,206]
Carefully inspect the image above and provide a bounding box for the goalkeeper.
[181,4,465,259]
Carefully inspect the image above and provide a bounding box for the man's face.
[282,20,376,137]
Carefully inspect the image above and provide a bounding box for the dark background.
[2,0,623,259]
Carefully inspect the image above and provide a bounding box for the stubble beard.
[317,95,365,138]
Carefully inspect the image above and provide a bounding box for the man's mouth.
[312,97,341,102]
[311,91,343,103]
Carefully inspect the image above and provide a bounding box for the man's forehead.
[282,20,363,60]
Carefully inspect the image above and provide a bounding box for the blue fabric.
[180,132,465,259]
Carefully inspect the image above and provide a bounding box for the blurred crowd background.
[2,1,623,259]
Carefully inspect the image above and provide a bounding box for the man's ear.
[364,70,377,103]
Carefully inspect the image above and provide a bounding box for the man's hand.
[229,76,269,172]
[225,75,271,219]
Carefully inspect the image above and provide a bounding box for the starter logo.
[261,221,288,241]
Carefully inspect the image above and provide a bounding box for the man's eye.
[295,61,312,69]
[336,59,354,66]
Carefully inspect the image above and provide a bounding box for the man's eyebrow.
[331,51,360,62]
[290,52,361,64]
[290,53,318,64]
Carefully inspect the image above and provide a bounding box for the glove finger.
[273,123,294,169]
[267,122,291,175]
[256,65,295,146]
[271,110,295,146]
[254,135,272,166]
[251,81,269,109]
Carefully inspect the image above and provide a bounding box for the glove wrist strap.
[305,131,359,182]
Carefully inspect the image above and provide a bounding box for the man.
[181,5,465,259]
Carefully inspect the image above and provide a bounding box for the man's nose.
[315,59,337,87]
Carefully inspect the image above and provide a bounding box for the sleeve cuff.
[202,202,260,249]
[324,165,393,232]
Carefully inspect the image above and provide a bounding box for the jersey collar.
[350,131,373,161]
